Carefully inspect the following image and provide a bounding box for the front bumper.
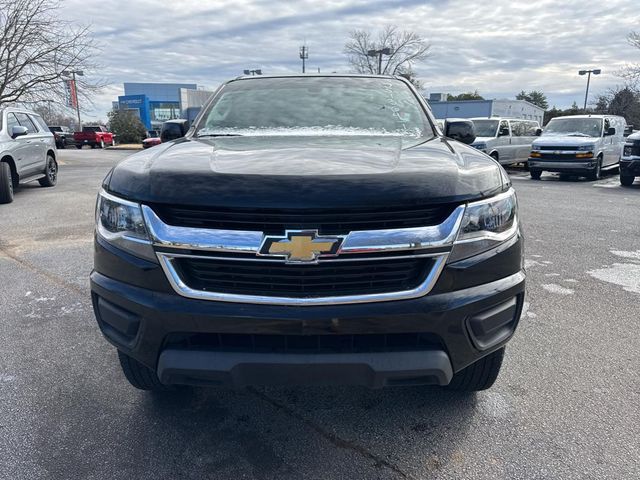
[90,234,525,388]
[620,157,640,176]
[528,158,597,172]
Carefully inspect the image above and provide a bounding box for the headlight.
[96,190,156,261]
[577,145,595,151]
[449,189,519,262]
[472,143,487,150]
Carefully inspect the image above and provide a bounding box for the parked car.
[0,107,58,204]
[620,131,640,186]
[160,119,190,142]
[48,125,76,149]
[528,115,627,180]
[142,130,161,149]
[74,125,115,149]
[470,117,542,165]
[91,75,524,393]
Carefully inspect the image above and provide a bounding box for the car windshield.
[196,77,434,146]
[543,118,603,137]
[472,120,499,137]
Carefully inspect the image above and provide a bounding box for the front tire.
[117,350,169,391]
[587,157,603,181]
[99,139,105,149]
[620,174,635,186]
[446,347,505,391]
[0,162,14,204]
[38,155,58,187]
[530,169,542,180]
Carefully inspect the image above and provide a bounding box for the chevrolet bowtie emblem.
[259,231,343,263]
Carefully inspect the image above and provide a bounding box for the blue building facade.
[427,98,544,125]
[118,82,197,130]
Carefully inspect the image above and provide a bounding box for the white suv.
[0,107,58,204]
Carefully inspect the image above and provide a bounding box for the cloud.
[57,0,639,120]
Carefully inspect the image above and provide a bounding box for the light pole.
[62,70,83,130]
[578,68,601,112]
[367,48,391,74]
[243,69,262,76]
[299,45,308,73]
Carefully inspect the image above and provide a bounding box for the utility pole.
[578,69,601,112]
[367,48,392,74]
[62,70,84,130]
[299,45,308,73]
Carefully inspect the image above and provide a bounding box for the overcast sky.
[58,0,640,120]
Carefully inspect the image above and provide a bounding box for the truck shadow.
[130,384,478,478]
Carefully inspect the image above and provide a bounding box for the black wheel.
[620,174,635,186]
[0,162,14,204]
[490,152,499,162]
[117,350,169,391]
[446,347,505,391]
[587,157,602,181]
[99,139,105,149]
[76,145,83,149]
[530,169,542,180]
[38,155,58,187]
[90,143,96,149]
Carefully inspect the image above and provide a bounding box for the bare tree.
[0,0,104,108]
[344,25,430,87]
[619,31,640,80]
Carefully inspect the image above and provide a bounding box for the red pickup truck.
[74,126,115,149]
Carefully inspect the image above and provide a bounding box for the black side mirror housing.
[535,128,543,136]
[444,119,476,145]
[606,127,616,136]
[624,125,633,137]
[161,119,190,142]
[11,125,28,139]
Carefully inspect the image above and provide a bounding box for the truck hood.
[106,136,506,209]
[533,135,600,148]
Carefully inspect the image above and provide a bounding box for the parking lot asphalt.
[1,149,639,480]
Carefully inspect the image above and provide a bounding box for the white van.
[528,115,627,180]
[470,118,541,165]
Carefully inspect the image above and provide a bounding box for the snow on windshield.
[196,77,433,142]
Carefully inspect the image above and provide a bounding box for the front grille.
[150,203,457,234]
[537,153,584,161]
[174,256,432,297]
[537,145,584,151]
[164,332,442,354]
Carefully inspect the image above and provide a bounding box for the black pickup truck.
[91,75,525,392]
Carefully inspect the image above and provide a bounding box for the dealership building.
[116,82,215,130]
[427,94,545,125]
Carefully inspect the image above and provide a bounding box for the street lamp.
[299,45,308,73]
[578,68,601,112]
[62,70,84,130]
[367,48,392,75]
[243,69,262,76]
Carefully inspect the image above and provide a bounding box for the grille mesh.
[151,204,457,234]
[175,256,432,298]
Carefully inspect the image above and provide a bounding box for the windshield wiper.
[197,133,243,138]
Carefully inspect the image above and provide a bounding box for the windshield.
[543,118,603,137]
[472,120,499,137]
[196,77,434,145]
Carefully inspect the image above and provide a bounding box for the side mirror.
[535,128,543,136]
[444,119,476,145]
[606,127,616,136]
[160,120,189,142]
[11,125,28,139]
[624,125,633,137]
